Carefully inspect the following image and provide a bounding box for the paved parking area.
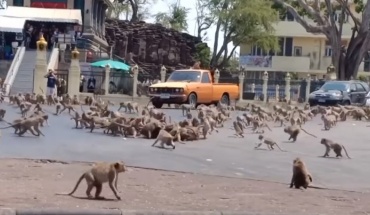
[0,103,368,192]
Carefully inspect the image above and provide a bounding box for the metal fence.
[80,71,105,94]
[109,72,133,94]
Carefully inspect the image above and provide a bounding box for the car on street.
[308,80,369,106]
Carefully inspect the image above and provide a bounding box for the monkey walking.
[320,138,351,159]
[151,129,176,149]
[255,135,285,151]
[56,161,126,200]
[284,125,317,142]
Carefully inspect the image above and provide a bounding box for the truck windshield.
[167,71,201,82]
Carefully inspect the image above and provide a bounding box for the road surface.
[0,103,368,192]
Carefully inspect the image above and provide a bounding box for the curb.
[0,208,289,215]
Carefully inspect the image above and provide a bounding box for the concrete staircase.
[10,50,50,94]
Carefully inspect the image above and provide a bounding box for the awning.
[1,6,82,25]
[0,16,26,33]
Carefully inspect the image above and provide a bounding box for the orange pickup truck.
[148,69,239,108]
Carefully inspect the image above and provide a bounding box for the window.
[13,0,24,6]
[201,72,211,83]
[334,10,348,23]
[355,83,366,92]
[285,37,293,56]
[277,38,284,56]
[350,84,357,92]
[294,46,302,56]
[286,11,294,21]
[325,46,332,57]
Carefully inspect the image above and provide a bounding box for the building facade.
[7,0,112,46]
[239,3,369,79]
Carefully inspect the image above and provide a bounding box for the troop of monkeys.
[0,92,367,200]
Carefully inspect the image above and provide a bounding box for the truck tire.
[220,93,230,106]
[342,100,350,106]
[152,101,163,108]
[188,93,197,107]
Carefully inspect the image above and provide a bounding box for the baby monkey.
[255,135,284,151]
[320,138,351,159]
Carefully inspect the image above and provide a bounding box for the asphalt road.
[0,103,369,192]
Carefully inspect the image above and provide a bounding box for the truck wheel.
[152,101,163,108]
[188,93,197,107]
[220,93,230,106]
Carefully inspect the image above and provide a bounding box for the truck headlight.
[331,92,342,97]
[179,88,184,93]
[309,93,315,98]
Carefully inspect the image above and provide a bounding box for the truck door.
[197,72,213,103]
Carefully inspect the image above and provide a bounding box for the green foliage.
[357,75,368,82]
[209,0,279,67]
[354,0,365,13]
[155,1,189,32]
[194,43,211,69]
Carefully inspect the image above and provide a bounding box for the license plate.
[160,94,170,99]
[318,99,326,103]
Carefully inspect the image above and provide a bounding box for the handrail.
[3,43,26,96]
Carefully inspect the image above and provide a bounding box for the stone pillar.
[132,64,139,97]
[262,71,268,103]
[285,72,291,101]
[251,83,255,93]
[33,35,48,95]
[68,47,81,96]
[238,71,245,101]
[101,5,108,37]
[97,1,102,36]
[160,65,167,82]
[214,69,220,83]
[104,65,110,95]
[93,0,98,33]
[275,85,279,101]
[305,74,311,103]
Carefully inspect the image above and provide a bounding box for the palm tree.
[155,0,189,32]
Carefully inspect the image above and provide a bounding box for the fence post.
[262,71,268,103]
[132,64,139,97]
[305,74,311,103]
[214,69,220,83]
[34,34,48,95]
[160,65,167,82]
[68,47,81,96]
[238,71,245,101]
[285,72,291,101]
[275,85,279,101]
[104,65,110,95]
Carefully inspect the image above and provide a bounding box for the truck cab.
[148,69,239,108]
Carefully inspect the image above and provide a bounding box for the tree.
[115,0,155,22]
[155,1,189,32]
[209,0,279,68]
[194,43,211,68]
[273,0,370,80]
[195,0,213,40]
[109,1,131,20]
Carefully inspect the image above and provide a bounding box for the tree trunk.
[129,0,139,22]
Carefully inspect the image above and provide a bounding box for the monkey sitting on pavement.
[320,138,351,159]
[290,157,313,189]
[56,161,126,200]
[255,135,284,151]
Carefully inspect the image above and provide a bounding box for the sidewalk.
[0,158,368,215]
